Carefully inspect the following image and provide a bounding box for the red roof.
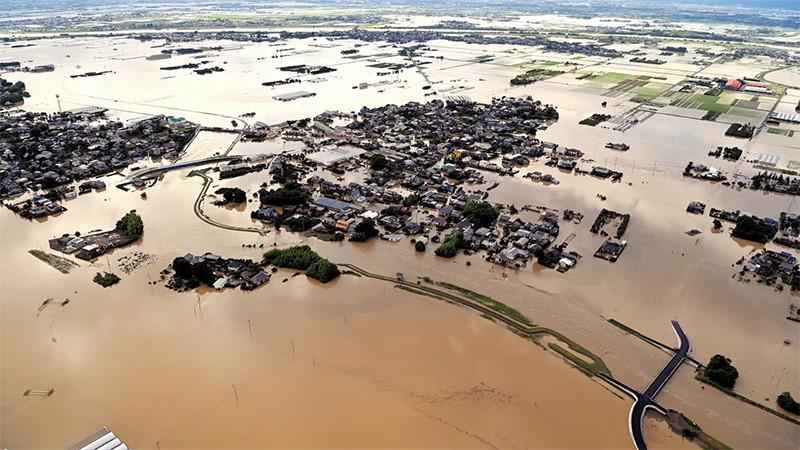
[725,79,742,90]
[745,80,765,87]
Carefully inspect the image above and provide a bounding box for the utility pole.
[55,94,62,113]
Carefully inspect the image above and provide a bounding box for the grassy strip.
[435,281,533,326]
[668,411,732,450]
[539,330,611,375]
[394,285,449,303]
[695,374,800,425]
[548,342,595,377]
[29,249,79,274]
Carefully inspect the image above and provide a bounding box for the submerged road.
[602,320,690,450]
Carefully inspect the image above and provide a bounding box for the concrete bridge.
[600,321,691,450]
[126,155,242,180]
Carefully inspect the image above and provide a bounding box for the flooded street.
[1,34,799,448]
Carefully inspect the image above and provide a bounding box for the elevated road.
[602,321,691,450]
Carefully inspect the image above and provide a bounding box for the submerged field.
[1,29,799,449]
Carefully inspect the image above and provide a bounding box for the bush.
[93,272,120,287]
[777,392,799,414]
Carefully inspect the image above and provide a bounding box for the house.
[686,201,706,214]
[227,260,246,273]
[592,167,612,178]
[247,270,271,287]
[77,244,103,260]
[213,278,227,290]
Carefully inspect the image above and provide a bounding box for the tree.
[435,234,461,258]
[305,259,341,283]
[116,211,144,238]
[777,392,799,414]
[402,193,419,207]
[369,153,388,170]
[354,218,379,239]
[191,261,217,286]
[172,257,193,279]
[705,354,739,389]
[713,219,723,230]
[415,241,426,252]
[463,201,499,228]
[258,182,311,206]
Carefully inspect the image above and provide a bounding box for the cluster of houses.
[130,29,622,58]
[14,194,66,219]
[342,97,558,169]
[173,252,271,291]
[252,167,569,271]
[683,162,727,182]
[0,111,196,199]
[741,250,799,291]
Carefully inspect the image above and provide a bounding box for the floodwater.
[0,174,632,448]
[2,35,800,448]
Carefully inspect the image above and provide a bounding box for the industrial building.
[753,153,779,167]
[272,90,316,102]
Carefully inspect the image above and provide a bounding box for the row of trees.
[259,181,311,206]
[262,245,340,283]
[731,215,777,244]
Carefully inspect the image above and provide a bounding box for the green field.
[589,72,633,84]
[631,83,670,97]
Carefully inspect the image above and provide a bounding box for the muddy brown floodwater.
[1,35,799,449]
[1,204,632,448]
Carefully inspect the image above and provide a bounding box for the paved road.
[629,320,690,450]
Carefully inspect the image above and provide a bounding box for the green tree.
[305,259,341,283]
[191,261,217,286]
[369,153,388,170]
[415,241,426,252]
[259,182,311,206]
[462,201,499,228]
[705,354,739,389]
[354,218,379,239]
[172,257,193,279]
[777,392,799,414]
[263,245,321,270]
[435,234,461,258]
[116,211,144,238]
[402,193,419,207]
